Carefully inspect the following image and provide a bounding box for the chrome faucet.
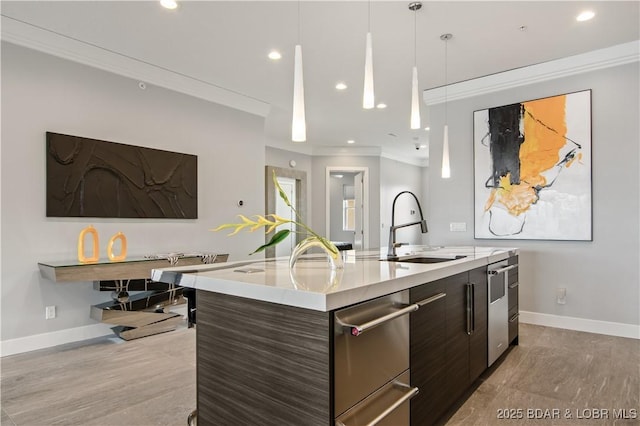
[387,191,428,260]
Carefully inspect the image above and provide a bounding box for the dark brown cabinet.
[410,267,488,425]
[508,256,519,345]
[443,272,471,406]
[442,268,488,409]
[409,279,447,425]
[469,267,488,382]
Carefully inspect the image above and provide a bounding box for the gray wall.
[265,146,313,225]
[427,62,639,326]
[329,172,356,244]
[1,43,266,342]
[379,157,427,248]
[311,156,381,249]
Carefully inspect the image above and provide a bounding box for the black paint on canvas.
[487,103,524,187]
[46,132,197,219]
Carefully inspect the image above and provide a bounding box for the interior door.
[275,177,296,257]
[353,172,364,250]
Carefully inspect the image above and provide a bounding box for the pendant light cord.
[368,0,371,32]
[413,9,417,66]
[444,37,448,124]
[297,0,301,44]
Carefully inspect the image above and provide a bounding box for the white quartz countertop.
[151,246,518,312]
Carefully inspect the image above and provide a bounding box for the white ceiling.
[2,1,639,164]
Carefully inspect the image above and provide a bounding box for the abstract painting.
[473,90,592,240]
[47,132,198,218]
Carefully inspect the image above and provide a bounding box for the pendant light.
[441,33,452,178]
[363,0,374,109]
[292,1,306,142]
[409,2,422,129]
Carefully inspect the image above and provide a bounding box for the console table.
[38,253,228,340]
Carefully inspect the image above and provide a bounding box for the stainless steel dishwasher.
[487,260,518,366]
[333,290,430,426]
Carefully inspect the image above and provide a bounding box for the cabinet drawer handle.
[366,384,419,426]
[336,383,419,426]
[509,313,519,322]
[488,264,518,275]
[471,283,476,333]
[339,292,446,337]
[341,304,418,336]
[466,284,474,335]
[416,292,446,307]
[508,282,519,289]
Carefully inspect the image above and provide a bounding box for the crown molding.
[1,16,271,117]
[265,142,428,167]
[380,151,428,168]
[311,145,382,157]
[423,40,640,106]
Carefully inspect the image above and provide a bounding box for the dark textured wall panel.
[196,291,331,426]
[410,279,448,425]
[46,132,197,218]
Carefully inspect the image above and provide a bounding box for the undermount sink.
[383,255,467,264]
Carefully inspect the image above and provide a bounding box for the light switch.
[449,222,467,232]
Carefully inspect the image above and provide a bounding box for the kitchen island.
[152,246,519,426]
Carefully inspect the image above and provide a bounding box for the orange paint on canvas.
[496,95,567,216]
[484,189,497,211]
[520,95,567,185]
[495,173,539,216]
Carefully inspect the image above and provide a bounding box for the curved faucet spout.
[388,191,428,259]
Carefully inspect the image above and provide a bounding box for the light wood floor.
[1,323,638,425]
[447,324,639,426]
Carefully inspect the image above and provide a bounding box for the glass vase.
[289,236,344,270]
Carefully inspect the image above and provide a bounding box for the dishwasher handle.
[365,384,419,426]
[340,292,446,336]
[335,383,419,426]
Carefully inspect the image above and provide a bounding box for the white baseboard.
[1,305,189,357]
[0,323,115,357]
[519,311,640,340]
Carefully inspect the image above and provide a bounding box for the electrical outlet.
[45,305,56,319]
[449,222,467,232]
[556,288,567,305]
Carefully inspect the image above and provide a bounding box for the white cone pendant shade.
[363,32,375,109]
[292,44,306,142]
[442,124,451,178]
[410,66,421,129]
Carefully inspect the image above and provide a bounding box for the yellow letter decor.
[77,225,100,263]
[107,231,128,262]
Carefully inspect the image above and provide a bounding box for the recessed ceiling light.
[376,103,387,109]
[268,50,282,60]
[160,0,178,10]
[335,82,348,90]
[576,10,595,22]
[347,139,355,144]
[333,174,344,178]
[424,127,430,131]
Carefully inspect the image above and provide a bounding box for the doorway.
[265,166,307,259]
[275,176,296,257]
[326,167,369,250]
